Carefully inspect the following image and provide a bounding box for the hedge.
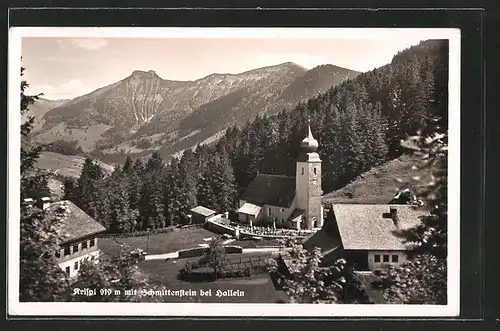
[223,246,243,254]
[99,224,204,239]
[178,247,209,258]
[178,266,255,282]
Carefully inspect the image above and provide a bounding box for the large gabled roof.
[332,204,428,251]
[241,174,296,208]
[47,200,106,244]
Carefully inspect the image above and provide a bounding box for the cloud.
[240,52,333,71]
[41,56,57,62]
[41,56,88,64]
[28,79,87,100]
[71,38,108,50]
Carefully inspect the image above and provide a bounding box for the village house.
[303,204,428,271]
[237,119,324,230]
[189,206,217,224]
[23,197,107,278]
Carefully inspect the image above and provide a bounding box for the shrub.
[178,247,208,258]
[178,267,217,282]
[223,246,243,254]
[136,138,153,149]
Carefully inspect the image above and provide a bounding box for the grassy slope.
[35,151,115,198]
[99,228,216,256]
[35,151,114,178]
[322,154,433,205]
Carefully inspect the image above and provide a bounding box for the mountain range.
[30,62,359,162]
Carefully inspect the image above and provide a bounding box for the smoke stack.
[40,197,51,210]
[389,207,398,227]
[23,198,34,208]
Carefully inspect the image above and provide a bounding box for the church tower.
[295,118,323,229]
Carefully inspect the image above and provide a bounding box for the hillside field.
[35,151,114,178]
[322,154,434,205]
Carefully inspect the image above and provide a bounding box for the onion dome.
[300,118,319,153]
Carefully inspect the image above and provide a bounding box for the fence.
[224,253,271,275]
[205,219,235,234]
[99,223,204,239]
[206,218,313,240]
[227,254,271,265]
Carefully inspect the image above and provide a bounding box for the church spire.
[300,116,319,153]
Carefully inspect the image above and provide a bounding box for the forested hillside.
[61,39,448,233]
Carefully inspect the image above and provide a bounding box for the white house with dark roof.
[38,198,107,278]
[237,119,323,230]
[304,204,428,271]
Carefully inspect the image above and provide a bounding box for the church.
[236,119,323,230]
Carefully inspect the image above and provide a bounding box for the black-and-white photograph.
[8,27,460,316]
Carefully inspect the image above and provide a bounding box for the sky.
[21,35,428,100]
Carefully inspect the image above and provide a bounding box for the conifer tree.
[20,66,50,200]
[62,177,79,203]
[139,153,165,229]
[20,205,72,301]
[76,158,107,223]
[212,149,237,213]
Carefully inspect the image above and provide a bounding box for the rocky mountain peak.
[129,69,160,79]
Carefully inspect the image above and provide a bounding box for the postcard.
[8,27,460,317]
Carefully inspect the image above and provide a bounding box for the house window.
[392,255,399,263]
[82,241,88,250]
[314,167,317,175]
[383,255,390,262]
[301,167,304,175]
[65,266,70,275]
[73,243,79,253]
[268,208,271,216]
[374,254,380,263]
[55,250,61,258]
[64,245,70,256]
[89,238,95,247]
[74,261,79,270]
[281,208,285,213]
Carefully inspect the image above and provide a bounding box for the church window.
[314,167,317,175]
[281,208,285,213]
[268,207,271,215]
[301,167,304,175]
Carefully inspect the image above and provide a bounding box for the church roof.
[241,174,296,208]
[300,118,319,153]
